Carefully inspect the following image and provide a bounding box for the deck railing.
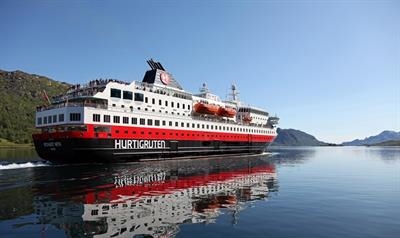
[36,102,108,111]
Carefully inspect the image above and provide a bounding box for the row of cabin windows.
[111,89,191,110]
[238,108,269,116]
[252,116,267,121]
[37,113,79,125]
[113,105,189,117]
[93,113,273,134]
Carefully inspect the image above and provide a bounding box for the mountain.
[342,131,400,146]
[272,128,328,146]
[369,140,400,146]
[0,69,70,143]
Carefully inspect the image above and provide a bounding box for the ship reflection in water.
[33,155,277,238]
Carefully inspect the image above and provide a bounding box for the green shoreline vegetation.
[0,69,69,144]
[0,138,33,147]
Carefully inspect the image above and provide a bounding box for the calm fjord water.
[0,146,399,238]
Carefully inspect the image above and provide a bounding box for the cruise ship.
[33,59,279,163]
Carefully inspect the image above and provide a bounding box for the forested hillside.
[0,69,69,143]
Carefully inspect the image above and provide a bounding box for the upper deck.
[35,59,278,130]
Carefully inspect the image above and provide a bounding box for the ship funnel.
[147,59,166,71]
[142,59,183,90]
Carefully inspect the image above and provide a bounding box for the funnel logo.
[160,73,170,85]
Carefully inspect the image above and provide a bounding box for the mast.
[230,84,239,101]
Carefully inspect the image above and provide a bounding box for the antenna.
[229,83,239,101]
[200,82,209,93]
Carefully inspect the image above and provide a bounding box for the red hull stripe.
[84,165,275,204]
[33,124,276,143]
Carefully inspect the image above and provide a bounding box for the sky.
[0,0,399,143]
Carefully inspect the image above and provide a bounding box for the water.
[0,146,399,238]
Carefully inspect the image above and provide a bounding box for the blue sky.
[0,0,399,143]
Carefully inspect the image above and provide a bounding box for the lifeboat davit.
[217,107,237,117]
[194,102,219,115]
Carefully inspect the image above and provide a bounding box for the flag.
[42,90,50,105]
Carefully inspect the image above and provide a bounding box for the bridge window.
[123,91,133,100]
[147,119,153,126]
[104,115,110,123]
[140,118,145,125]
[58,114,64,122]
[48,116,52,123]
[123,117,129,124]
[155,120,160,126]
[111,88,121,98]
[37,117,42,125]
[113,116,120,123]
[131,117,137,125]
[43,117,47,124]
[134,93,144,102]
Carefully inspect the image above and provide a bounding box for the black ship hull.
[33,138,271,163]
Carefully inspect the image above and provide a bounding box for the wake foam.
[0,161,50,170]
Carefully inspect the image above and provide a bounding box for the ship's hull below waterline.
[33,138,272,163]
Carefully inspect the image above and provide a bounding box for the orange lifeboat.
[242,114,252,123]
[194,102,219,115]
[217,107,237,117]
